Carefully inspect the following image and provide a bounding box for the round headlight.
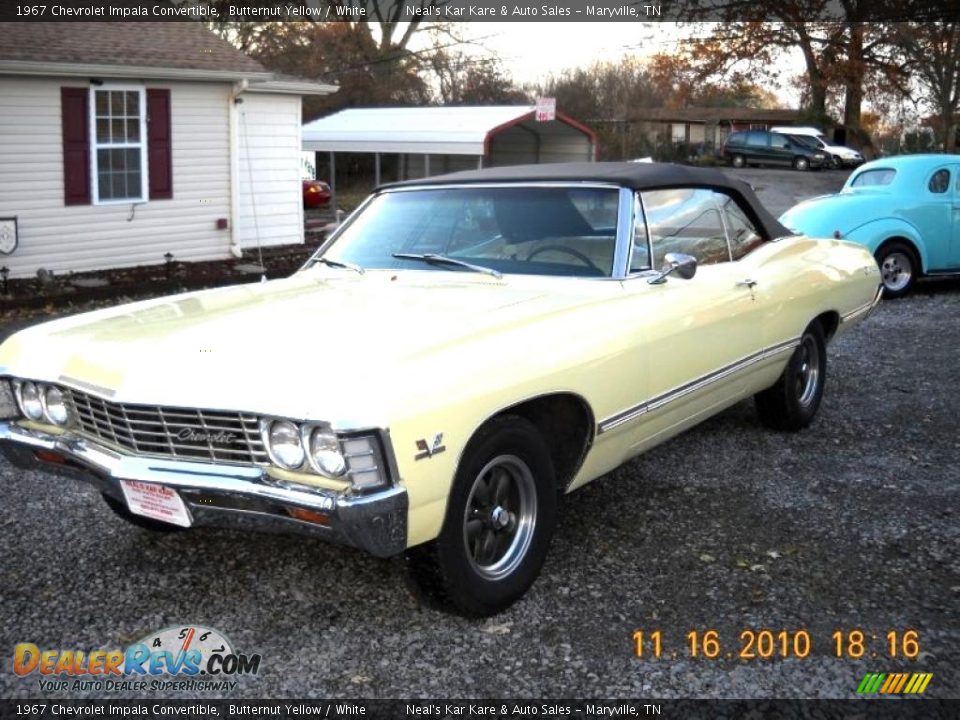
[42,386,70,426]
[308,427,346,477]
[19,381,43,420]
[267,420,305,469]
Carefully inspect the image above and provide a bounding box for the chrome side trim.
[841,284,883,324]
[597,337,801,435]
[58,375,116,399]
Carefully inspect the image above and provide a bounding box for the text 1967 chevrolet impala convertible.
[0,163,882,616]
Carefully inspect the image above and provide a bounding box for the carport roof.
[301,106,596,156]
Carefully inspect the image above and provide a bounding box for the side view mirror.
[648,252,698,285]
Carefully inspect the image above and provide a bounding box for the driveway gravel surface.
[0,168,957,702]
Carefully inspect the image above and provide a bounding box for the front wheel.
[406,416,557,617]
[755,323,826,432]
[731,154,746,168]
[875,241,917,298]
[793,156,810,171]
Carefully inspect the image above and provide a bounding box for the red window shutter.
[147,89,173,200]
[61,87,90,206]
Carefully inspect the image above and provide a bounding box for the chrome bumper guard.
[0,422,407,558]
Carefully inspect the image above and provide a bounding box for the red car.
[302,179,332,209]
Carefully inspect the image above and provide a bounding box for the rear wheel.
[793,156,810,171]
[731,154,746,168]
[406,416,557,617]
[875,241,917,298]
[755,323,826,432]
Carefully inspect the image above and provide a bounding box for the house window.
[91,88,147,203]
[671,123,686,143]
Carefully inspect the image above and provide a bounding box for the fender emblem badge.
[415,433,446,460]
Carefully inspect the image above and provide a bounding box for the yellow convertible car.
[0,163,882,616]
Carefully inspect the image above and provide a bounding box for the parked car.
[720,130,828,170]
[0,163,882,616]
[770,126,864,168]
[780,154,960,297]
[302,178,332,209]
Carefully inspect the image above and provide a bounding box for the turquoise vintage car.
[780,154,960,297]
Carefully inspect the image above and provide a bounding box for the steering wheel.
[526,245,601,272]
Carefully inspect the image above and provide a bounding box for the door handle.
[736,278,757,288]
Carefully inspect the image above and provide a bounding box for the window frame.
[638,188,733,270]
[631,187,771,273]
[88,84,149,205]
[927,168,951,194]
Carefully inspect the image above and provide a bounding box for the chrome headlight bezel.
[306,425,347,478]
[40,385,71,426]
[262,419,307,470]
[259,417,389,490]
[15,380,44,421]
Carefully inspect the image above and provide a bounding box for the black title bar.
[1,699,958,720]
[0,0,957,23]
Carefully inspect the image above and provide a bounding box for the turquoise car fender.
[843,217,928,273]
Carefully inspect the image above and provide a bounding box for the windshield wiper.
[312,256,365,274]
[391,253,502,279]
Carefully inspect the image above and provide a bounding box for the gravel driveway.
[1,169,957,701]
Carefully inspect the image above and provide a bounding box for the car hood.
[779,189,891,237]
[0,269,611,426]
[826,144,861,158]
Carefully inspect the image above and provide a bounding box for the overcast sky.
[451,22,804,106]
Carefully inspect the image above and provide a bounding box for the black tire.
[406,416,557,617]
[793,156,810,171]
[755,322,827,432]
[874,241,918,299]
[101,493,185,532]
[731,155,746,168]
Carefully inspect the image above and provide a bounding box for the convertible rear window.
[850,168,896,187]
[321,186,621,277]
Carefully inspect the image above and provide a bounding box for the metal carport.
[301,105,597,195]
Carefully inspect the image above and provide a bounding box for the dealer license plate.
[119,480,192,527]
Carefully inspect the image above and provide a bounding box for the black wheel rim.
[462,454,537,581]
[795,334,821,407]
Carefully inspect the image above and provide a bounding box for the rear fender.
[845,219,926,272]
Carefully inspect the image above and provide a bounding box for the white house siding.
[0,75,233,279]
[236,92,303,250]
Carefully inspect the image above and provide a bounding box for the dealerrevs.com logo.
[13,625,261,693]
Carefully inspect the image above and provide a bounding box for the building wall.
[236,92,303,250]
[489,123,594,166]
[0,75,234,279]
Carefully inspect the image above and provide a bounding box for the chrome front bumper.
[0,421,408,558]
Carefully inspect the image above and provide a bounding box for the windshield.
[315,185,621,278]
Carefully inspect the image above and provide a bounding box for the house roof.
[631,107,804,124]
[0,21,273,81]
[301,106,596,156]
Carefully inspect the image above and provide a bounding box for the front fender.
[845,218,928,272]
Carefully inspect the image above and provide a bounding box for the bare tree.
[892,22,960,151]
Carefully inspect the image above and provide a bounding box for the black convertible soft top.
[384,161,793,241]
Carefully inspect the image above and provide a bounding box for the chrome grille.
[62,388,268,465]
